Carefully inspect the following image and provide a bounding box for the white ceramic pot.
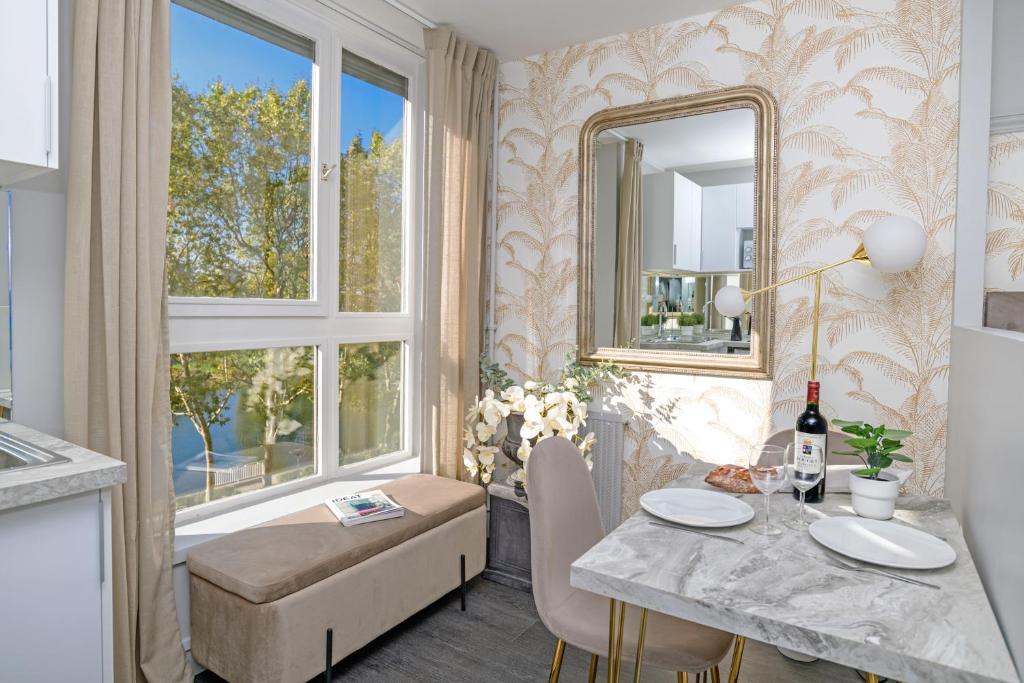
[640,325,656,338]
[679,325,694,336]
[849,472,901,520]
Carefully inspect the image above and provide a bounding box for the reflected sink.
[0,432,70,473]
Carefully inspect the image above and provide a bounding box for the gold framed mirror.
[577,86,778,378]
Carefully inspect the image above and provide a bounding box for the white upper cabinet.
[0,0,59,185]
[700,184,738,273]
[735,182,755,229]
[642,171,701,272]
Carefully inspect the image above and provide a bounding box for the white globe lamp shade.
[863,216,926,273]
[714,286,747,318]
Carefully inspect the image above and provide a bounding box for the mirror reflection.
[592,108,755,356]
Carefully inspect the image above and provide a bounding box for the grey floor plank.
[194,578,870,682]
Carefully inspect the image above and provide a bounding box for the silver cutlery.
[825,554,940,590]
[647,520,745,545]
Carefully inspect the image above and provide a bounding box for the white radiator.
[586,402,628,533]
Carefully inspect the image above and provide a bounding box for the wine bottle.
[793,380,827,503]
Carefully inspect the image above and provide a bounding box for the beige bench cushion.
[186,474,484,604]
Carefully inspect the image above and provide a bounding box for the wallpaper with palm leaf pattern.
[987,133,1024,290]
[493,0,960,515]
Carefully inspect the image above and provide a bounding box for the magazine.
[325,490,405,527]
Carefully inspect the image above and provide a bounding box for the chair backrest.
[765,428,851,466]
[526,436,605,630]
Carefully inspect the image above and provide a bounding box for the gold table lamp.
[713,216,927,381]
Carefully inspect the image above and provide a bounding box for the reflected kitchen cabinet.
[642,174,755,274]
[642,171,701,272]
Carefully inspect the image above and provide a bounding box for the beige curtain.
[614,139,644,347]
[63,0,189,681]
[422,28,497,479]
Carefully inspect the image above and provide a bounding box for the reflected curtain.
[614,139,644,347]
[63,0,189,681]
[422,28,497,479]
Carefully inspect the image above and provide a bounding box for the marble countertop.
[0,422,127,512]
[571,463,1019,683]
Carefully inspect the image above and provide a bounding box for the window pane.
[168,3,313,299]
[339,53,406,312]
[339,342,402,465]
[171,347,316,510]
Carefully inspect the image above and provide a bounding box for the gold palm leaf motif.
[587,22,724,102]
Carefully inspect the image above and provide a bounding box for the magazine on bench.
[325,490,405,527]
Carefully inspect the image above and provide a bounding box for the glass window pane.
[339,342,402,465]
[339,53,406,312]
[171,346,316,510]
[168,3,313,299]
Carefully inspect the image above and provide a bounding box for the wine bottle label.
[794,431,826,475]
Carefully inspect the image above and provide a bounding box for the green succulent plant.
[640,313,660,327]
[832,419,913,480]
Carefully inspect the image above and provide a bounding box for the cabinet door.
[0,0,50,169]
[0,493,103,681]
[672,174,701,271]
[642,172,675,271]
[736,182,755,229]
[701,184,738,272]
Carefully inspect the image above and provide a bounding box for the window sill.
[172,456,420,565]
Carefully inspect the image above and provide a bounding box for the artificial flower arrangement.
[463,354,623,490]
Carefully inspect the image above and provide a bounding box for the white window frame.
[169,0,424,526]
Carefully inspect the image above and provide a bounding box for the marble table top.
[0,422,126,512]
[570,463,1019,683]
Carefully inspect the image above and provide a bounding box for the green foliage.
[692,312,704,325]
[168,78,312,299]
[832,419,913,480]
[679,313,697,326]
[480,354,514,392]
[640,313,660,326]
[558,352,625,404]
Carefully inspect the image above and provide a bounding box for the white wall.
[947,325,1024,671]
[991,0,1024,121]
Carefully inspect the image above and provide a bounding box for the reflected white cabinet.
[0,0,59,185]
[700,184,738,273]
[736,182,754,229]
[0,491,112,681]
[642,171,701,271]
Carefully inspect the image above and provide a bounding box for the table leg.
[632,608,649,683]
[608,599,617,683]
[614,599,626,682]
[727,635,746,683]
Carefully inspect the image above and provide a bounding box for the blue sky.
[170,4,403,145]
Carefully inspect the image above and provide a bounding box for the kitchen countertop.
[0,422,127,512]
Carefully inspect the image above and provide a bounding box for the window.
[168,0,420,521]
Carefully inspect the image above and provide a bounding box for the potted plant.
[465,354,623,494]
[640,313,660,338]
[833,419,913,520]
[678,313,696,337]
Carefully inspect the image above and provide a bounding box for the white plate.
[640,488,754,528]
[809,516,956,569]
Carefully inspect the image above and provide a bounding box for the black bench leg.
[324,628,333,682]
[460,553,467,611]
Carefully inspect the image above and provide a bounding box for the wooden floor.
[196,578,867,682]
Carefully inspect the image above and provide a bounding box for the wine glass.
[785,443,823,530]
[748,444,786,536]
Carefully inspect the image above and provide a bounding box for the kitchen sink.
[0,432,70,472]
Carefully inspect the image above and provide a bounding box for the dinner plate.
[640,488,754,528]
[809,516,956,569]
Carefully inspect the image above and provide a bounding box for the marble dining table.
[570,462,1019,683]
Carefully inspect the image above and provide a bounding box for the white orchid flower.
[475,421,496,443]
[477,446,498,467]
[578,431,596,454]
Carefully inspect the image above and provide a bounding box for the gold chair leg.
[614,600,626,682]
[727,635,746,683]
[632,608,649,683]
[710,664,721,683]
[865,675,880,683]
[677,673,689,683]
[548,639,566,683]
[587,653,599,683]
[608,600,617,683]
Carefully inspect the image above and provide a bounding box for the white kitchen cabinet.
[0,490,112,681]
[0,0,59,185]
[642,171,702,271]
[735,182,755,229]
[700,184,738,273]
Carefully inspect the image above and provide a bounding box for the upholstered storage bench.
[187,474,486,683]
